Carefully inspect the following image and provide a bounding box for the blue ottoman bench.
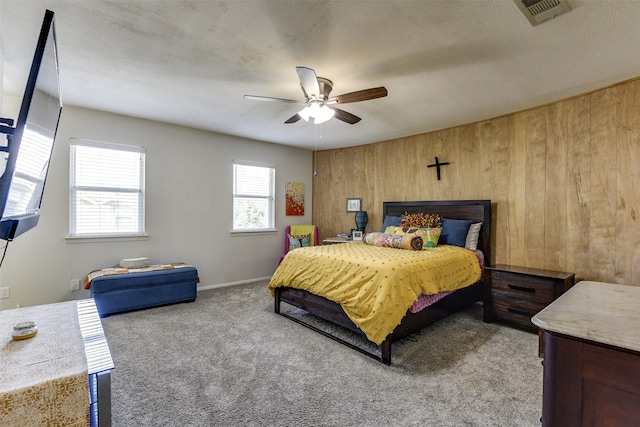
[86,265,198,317]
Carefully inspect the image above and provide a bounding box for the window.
[70,140,145,237]
[233,161,275,231]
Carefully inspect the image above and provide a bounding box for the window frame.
[232,160,276,233]
[68,139,146,239]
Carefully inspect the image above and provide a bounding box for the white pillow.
[465,223,482,250]
[119,257,150,268]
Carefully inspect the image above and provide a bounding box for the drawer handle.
[508,284,536,293]
[507,307,535,317]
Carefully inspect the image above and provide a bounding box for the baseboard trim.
[197,276,271,291]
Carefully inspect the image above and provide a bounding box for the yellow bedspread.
[269,242,481,345]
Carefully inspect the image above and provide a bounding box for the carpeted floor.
[101,280,543,426]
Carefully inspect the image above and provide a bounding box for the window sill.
[230,229,277,236]
[65,234,149,244]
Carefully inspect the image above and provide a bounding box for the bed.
[269,200,491,365]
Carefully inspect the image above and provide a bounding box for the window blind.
[232,161,275,231]
[70,141,145,237]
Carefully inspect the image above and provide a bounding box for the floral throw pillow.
[288,234,311,251]
[400,212,442,228]
[364,232,423,250]
[384,226,441,248]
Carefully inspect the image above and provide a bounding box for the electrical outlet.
[1,287,9,299]
[70,279,80,291]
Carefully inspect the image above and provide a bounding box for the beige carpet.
[101,280,543,426]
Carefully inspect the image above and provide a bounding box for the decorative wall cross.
[427,156,450,180]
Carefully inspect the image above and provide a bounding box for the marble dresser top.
[0,301,90,426]
[532,280,640,352]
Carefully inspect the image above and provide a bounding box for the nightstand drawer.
[492,293,546,321]
[491,271,555,304]
[492,298,541,331]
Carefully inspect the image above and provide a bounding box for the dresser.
[532,281,640,426]
[483,264,575,332]
[0,299,113,426]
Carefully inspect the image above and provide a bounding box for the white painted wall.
[0,105,313,308]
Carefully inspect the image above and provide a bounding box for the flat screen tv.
[0,9,62,241]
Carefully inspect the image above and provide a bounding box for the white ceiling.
[2,0,640,151]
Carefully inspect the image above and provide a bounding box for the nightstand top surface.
[487,264,575,280]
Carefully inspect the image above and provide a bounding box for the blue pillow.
[440,219,473,247]
[288,234,311,251]
[381,215,402,232]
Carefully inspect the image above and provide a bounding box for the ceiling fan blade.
[331,107,361,124]
[331,87,388,104]
[284,113,302,124]
[244,95,303,104]
[296,66,320,99]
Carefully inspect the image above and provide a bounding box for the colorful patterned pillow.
[364,232,423,250]
[384,226,441,248]
[288,234,311,251]
[400,212,442,228]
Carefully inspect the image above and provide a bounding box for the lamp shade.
[298,106,311,121]
[297,102,335,124]
[355,211,368,232]
[314,105,335,124]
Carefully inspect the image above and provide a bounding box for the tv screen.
[0,9,62,241]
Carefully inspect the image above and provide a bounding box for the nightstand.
[322,238,352,245]
[483,264,575,333]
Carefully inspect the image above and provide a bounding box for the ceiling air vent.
[514,0,571,26]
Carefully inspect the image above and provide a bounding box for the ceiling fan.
[244,66,388,125]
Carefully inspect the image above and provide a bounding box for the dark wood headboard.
[382,200,491,266]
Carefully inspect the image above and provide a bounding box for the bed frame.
[274,200,492,365]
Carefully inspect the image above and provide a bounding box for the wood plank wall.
[312,77,640,285]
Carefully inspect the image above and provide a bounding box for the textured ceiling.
[2,0,640,150]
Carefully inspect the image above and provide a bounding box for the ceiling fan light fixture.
[308,102,321,116]
[298,106,311,121]
[314,105,335,124]
[297,102,334,124]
